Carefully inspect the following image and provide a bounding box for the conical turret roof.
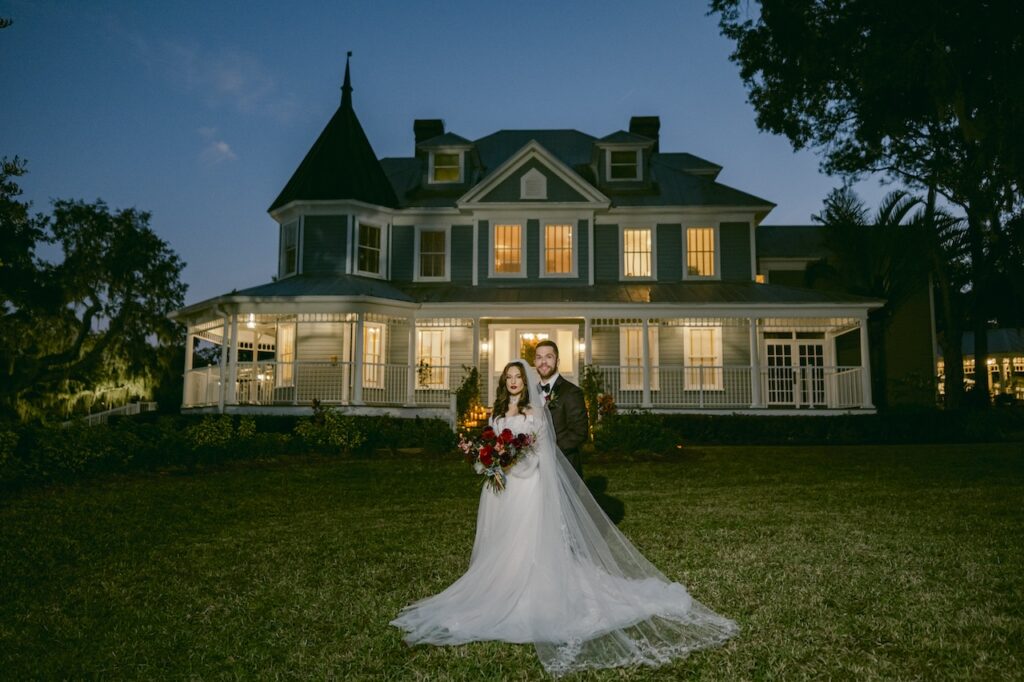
[269,55,399,212]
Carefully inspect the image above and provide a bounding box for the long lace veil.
[508,360,737,675]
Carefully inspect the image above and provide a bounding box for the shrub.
[593,411,677,455]
[294,407,367,454]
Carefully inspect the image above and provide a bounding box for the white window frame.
[428,150,464,184]
[276,321,296,387]
[520,168,548,200]
[362,322,386,390]
[489,221,526,278]
[355,221,385,278]
[415,328,450,390]
[414,225,451,282]
[683,326,723,391]
[280,219,300,279]
[619,326,660,391]
[683,225,720,280]
[606,148,642,181]
[618,225,656,280]
[540,222,577,278]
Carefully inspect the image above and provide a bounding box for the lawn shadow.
[585,475,625,525]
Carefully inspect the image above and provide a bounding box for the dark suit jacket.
[546,375,588,455]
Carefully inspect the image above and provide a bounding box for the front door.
[764,339,827,407]
[488,324,578,404]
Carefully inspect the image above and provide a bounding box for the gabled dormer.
[593,116,660,188]
[414,120,476,187]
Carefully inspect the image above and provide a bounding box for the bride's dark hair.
[492,361,532,420]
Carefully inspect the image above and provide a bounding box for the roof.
[598,130,655,145]
[757,225,829,259]
[179,277,881,312]
[417,132,474,147]
[268,59,399,212]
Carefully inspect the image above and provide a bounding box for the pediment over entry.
[458,140,609,209]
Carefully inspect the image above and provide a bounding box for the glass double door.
[765,341,826,407]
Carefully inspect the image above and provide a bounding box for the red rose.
[500,428,514,444]
[479,445,494,466]
[481,427,496,442]
[514,433,528,448]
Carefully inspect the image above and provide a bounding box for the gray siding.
[527,219,540,279]
[594,224,618,282]
[452,225,473,283]
[578,219,589,283]
[657,224,682,281]
[593,323,751,366]
[302,215,348,274]
[720,222,752,281]
[392,225,414,282]
[297,322,350,361]
[388,323,409,365]
[479,158,588,203]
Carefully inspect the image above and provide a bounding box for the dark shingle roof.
[598,130,654,144]
[473,130,597,174]
[268,62,399,211]
[655,152,722,176]
[417,132,474,147]
[233,275,414,302]
[963,328,1024,355]
[757,225,829,259]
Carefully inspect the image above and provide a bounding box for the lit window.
[276,322,295,387]
[685,327,722,390]
[416,328,449,389]
[687,227,715,277]
[281,221,298,277]
[494,224,522,275]
[419,229,446,279]
[357,222,382,275]
[623,227,652,278]
[755,273,766,284]
[363,322,385,389]
[544,224,573,275]
[1013,357,1024,373]
[619,326,660,391]
[608,149,640,180]
[431,152,461,183]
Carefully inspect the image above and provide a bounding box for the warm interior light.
[246,313,256,329]
[577,341,586,353]
[480,341,490,353]
[523,333,535,340]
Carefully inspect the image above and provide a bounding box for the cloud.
[198,128,238,164]
[114,19,301,123]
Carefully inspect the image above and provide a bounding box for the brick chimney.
[629,116,660,153]
[414,119,445,144]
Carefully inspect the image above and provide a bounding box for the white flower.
[473,462,485,474]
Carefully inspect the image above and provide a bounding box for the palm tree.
[806,187,932,409]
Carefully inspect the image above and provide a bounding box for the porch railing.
[596,365,863,409]
[184,362,464,408]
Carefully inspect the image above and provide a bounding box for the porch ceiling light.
[246,313,256,329]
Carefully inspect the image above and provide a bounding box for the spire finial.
[341,51,353,107]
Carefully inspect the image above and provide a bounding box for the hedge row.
[0,412,456,491]
[593,406,1024,453]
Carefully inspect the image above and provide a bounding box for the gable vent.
[520,168,547,200]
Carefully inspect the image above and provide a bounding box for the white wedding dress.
[391,362,737,676]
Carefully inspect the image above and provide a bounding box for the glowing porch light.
[246,313,256,329]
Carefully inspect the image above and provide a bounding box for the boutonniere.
[544,390,559,409]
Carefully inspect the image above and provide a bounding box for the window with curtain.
[619,326,659,391]
[684,327,722,390]
[686,227,715,277]
[623,227,652,278]
[494,224,522,274]
[544,223,573,274]
[363,322,385,389]
[416,328,449,389]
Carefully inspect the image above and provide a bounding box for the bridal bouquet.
[458,426,535,493]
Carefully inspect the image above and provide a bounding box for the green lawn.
[2,444,1022,680]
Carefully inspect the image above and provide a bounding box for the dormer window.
[356,221,383,276]
[280,220,299,278]
[607,149,641,181]
[430,151,463,183]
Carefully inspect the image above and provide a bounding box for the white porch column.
[859,315,875,408]
[185,332,195,371]
[352,312,365,405]
[218,316,229,413]
[584,317,592,366]
[749,317,763,407]
[406,318,416,406]
[226,314,239,405]
[641,317,652,408]
[472,318,481,369]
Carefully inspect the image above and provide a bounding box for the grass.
[1,443,1023,680]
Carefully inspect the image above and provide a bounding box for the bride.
[391,360,737,676]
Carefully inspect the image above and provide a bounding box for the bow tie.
[540,383,551,394]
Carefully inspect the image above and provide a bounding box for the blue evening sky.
[1,0,891,305]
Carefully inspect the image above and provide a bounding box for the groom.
[534,340,589,478]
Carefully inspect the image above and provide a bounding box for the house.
[170,61,884,419]
[938,329,1024,401]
